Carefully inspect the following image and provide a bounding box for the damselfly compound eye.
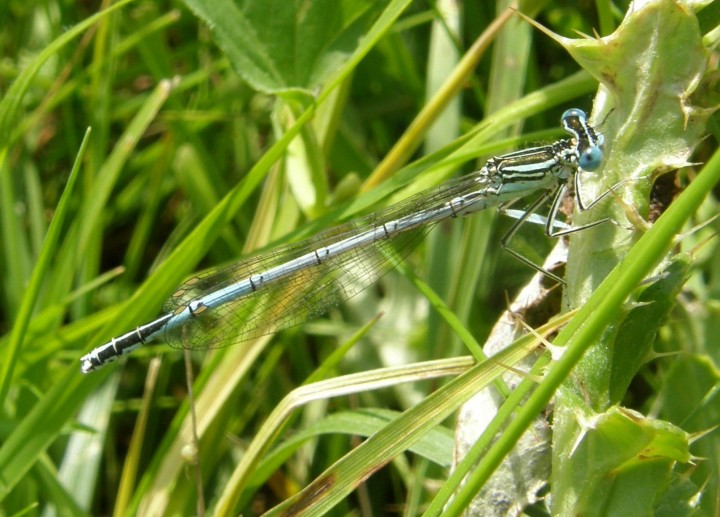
[561,108,586,124]
[580,146,603,171]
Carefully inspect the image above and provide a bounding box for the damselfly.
[81,109,605,373]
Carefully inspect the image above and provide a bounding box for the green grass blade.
[0,129,90,402]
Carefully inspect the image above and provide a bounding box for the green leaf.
[608,255,691,405]
[183,0,388,95]
[553,406,691,516]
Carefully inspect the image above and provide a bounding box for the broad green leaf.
[183,0,389,95]
[553,406,691,516]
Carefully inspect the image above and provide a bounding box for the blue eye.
[561,108,587,124]
[580,146,603,171]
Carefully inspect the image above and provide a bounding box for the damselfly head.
[560,108,604,172]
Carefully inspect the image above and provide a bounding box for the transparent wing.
[161,172,495,350]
